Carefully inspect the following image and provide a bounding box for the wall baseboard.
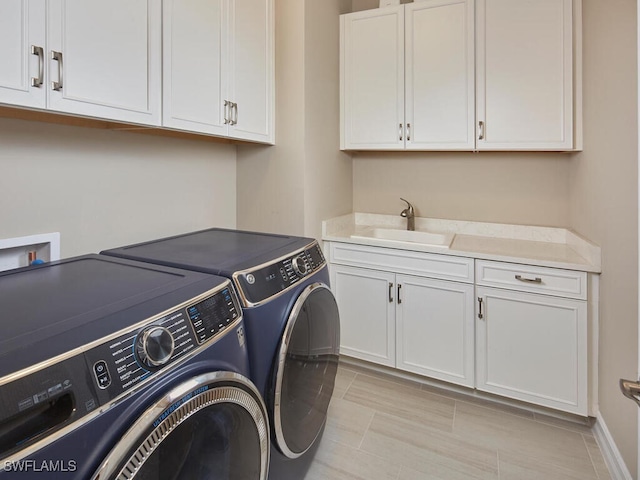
[594,413,633,480]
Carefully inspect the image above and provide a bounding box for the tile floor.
[307,364,612,480]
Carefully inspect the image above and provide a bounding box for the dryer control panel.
[85,283,241,405]
[234,242,326,306]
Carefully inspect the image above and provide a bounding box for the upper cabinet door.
[341,7,405,150]
[405,0,475,150]
[0,0,46,109]
[47,0,161,126]
[227,0,274,144]
[476,0,573,150]
[162,0,228,136]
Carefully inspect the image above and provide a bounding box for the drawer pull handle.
[515,274,542,284]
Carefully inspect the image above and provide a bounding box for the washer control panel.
[235,242,326,306]
[84,283,241,405]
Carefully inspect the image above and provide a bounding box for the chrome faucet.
[400,198,415,231]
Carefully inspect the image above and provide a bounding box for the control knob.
[291,255,308,277]
[136,326,175,369]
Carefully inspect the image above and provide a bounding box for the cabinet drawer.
[475,260,586,300]
[329,242,474,283]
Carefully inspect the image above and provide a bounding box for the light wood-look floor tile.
[453,401,598,478]
[323,396,376,448]
[361,412,499,480]
[306,365,612,480]
[583,435,613,480]
[343,374,455,432]
[307,436,401,480]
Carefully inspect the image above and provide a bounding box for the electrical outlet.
[0,233,61,272]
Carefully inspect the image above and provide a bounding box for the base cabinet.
[330,255,475,388]
[332,264,396,367]
[328,241,592,416]
[476,286,587,415]
[396,274,475,387]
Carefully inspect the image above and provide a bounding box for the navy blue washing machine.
[102,228,341,480]
[0,254,270,480]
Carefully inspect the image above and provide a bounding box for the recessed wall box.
[0,233,61,272]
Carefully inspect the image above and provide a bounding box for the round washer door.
[274,283,340,458]
[92,372,269,480]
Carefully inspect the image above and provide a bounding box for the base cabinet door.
[0,0,46,109]
[476,286,587,415]
[396,275,475,387]
[331,265,396,367]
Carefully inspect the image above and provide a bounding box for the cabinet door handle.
[397,284,402,304]
[515,274,542,284]
[478,121,485,140]
[407,123,411,141]
[31,45,44,87]
[232,102,238,125]
[224,100,230,124]
[399,123,403,141]
[478,297,484,319]
[388,282,393,303]
[51,50,63,91]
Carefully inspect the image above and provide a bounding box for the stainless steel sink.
[351,228,454,248]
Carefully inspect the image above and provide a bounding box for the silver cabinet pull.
[478,297,484,319]
[397,284,402,304]
[515,275,542,284]
[407,123,411,141]
[399,123,403,141]
[388,282,393,303]
[620,379,640,407]
[51,51,63,91]
[223,100,230,124]
[478,121,485,140]
[31,45,44,87]
[232,102,238,125]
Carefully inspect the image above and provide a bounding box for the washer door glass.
[274,283,340,458]
[92,373,269,480]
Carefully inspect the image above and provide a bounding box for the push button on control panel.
[93,360,111,389]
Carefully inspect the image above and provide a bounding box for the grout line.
[581,433,601,479]
[452,400,458,433]
[496,451,501,480]
[357,410,377,451]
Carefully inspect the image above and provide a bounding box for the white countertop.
[322,213,601,273]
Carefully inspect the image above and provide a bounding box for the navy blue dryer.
[102,228,341,480]
[0,255,269,480]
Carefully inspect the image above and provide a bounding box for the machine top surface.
[101,228,316,275]
[0,255,227,375]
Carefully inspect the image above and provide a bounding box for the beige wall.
[237,0,353,240]
[0,118,236,258]
[570,0,639,476]
[354,151,572,226]
[303,0,353,239]
[237,0,306,236]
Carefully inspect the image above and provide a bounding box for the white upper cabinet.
[0,0,46,109]
[0,0,161,125]
[340,7,404,150]
[163,0,228,136]
[163,0,274,143]
[46,0,161,125]
[227,0,274,143]
[476,0,574,150]
[340,0,580,151]
[405,0,475,150]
